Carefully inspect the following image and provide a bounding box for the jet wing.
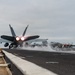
[24,35,40,41]
[1,35,15,42]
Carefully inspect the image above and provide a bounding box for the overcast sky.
[0,0,75,43]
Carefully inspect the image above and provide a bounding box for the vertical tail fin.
[9,24,16,37]
[22,25,29,36]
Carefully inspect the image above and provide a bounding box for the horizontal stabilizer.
[25,35,40,41]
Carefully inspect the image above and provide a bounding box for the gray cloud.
[0,0,75,43]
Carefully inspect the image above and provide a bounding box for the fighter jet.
[1,24,39,49]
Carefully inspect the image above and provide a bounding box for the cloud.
[0,0,75,43]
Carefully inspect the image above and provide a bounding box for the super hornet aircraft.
[1,24,39,49]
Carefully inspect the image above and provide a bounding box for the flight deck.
[3,48,75,75]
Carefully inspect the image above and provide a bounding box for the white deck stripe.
[3,50,57,75]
